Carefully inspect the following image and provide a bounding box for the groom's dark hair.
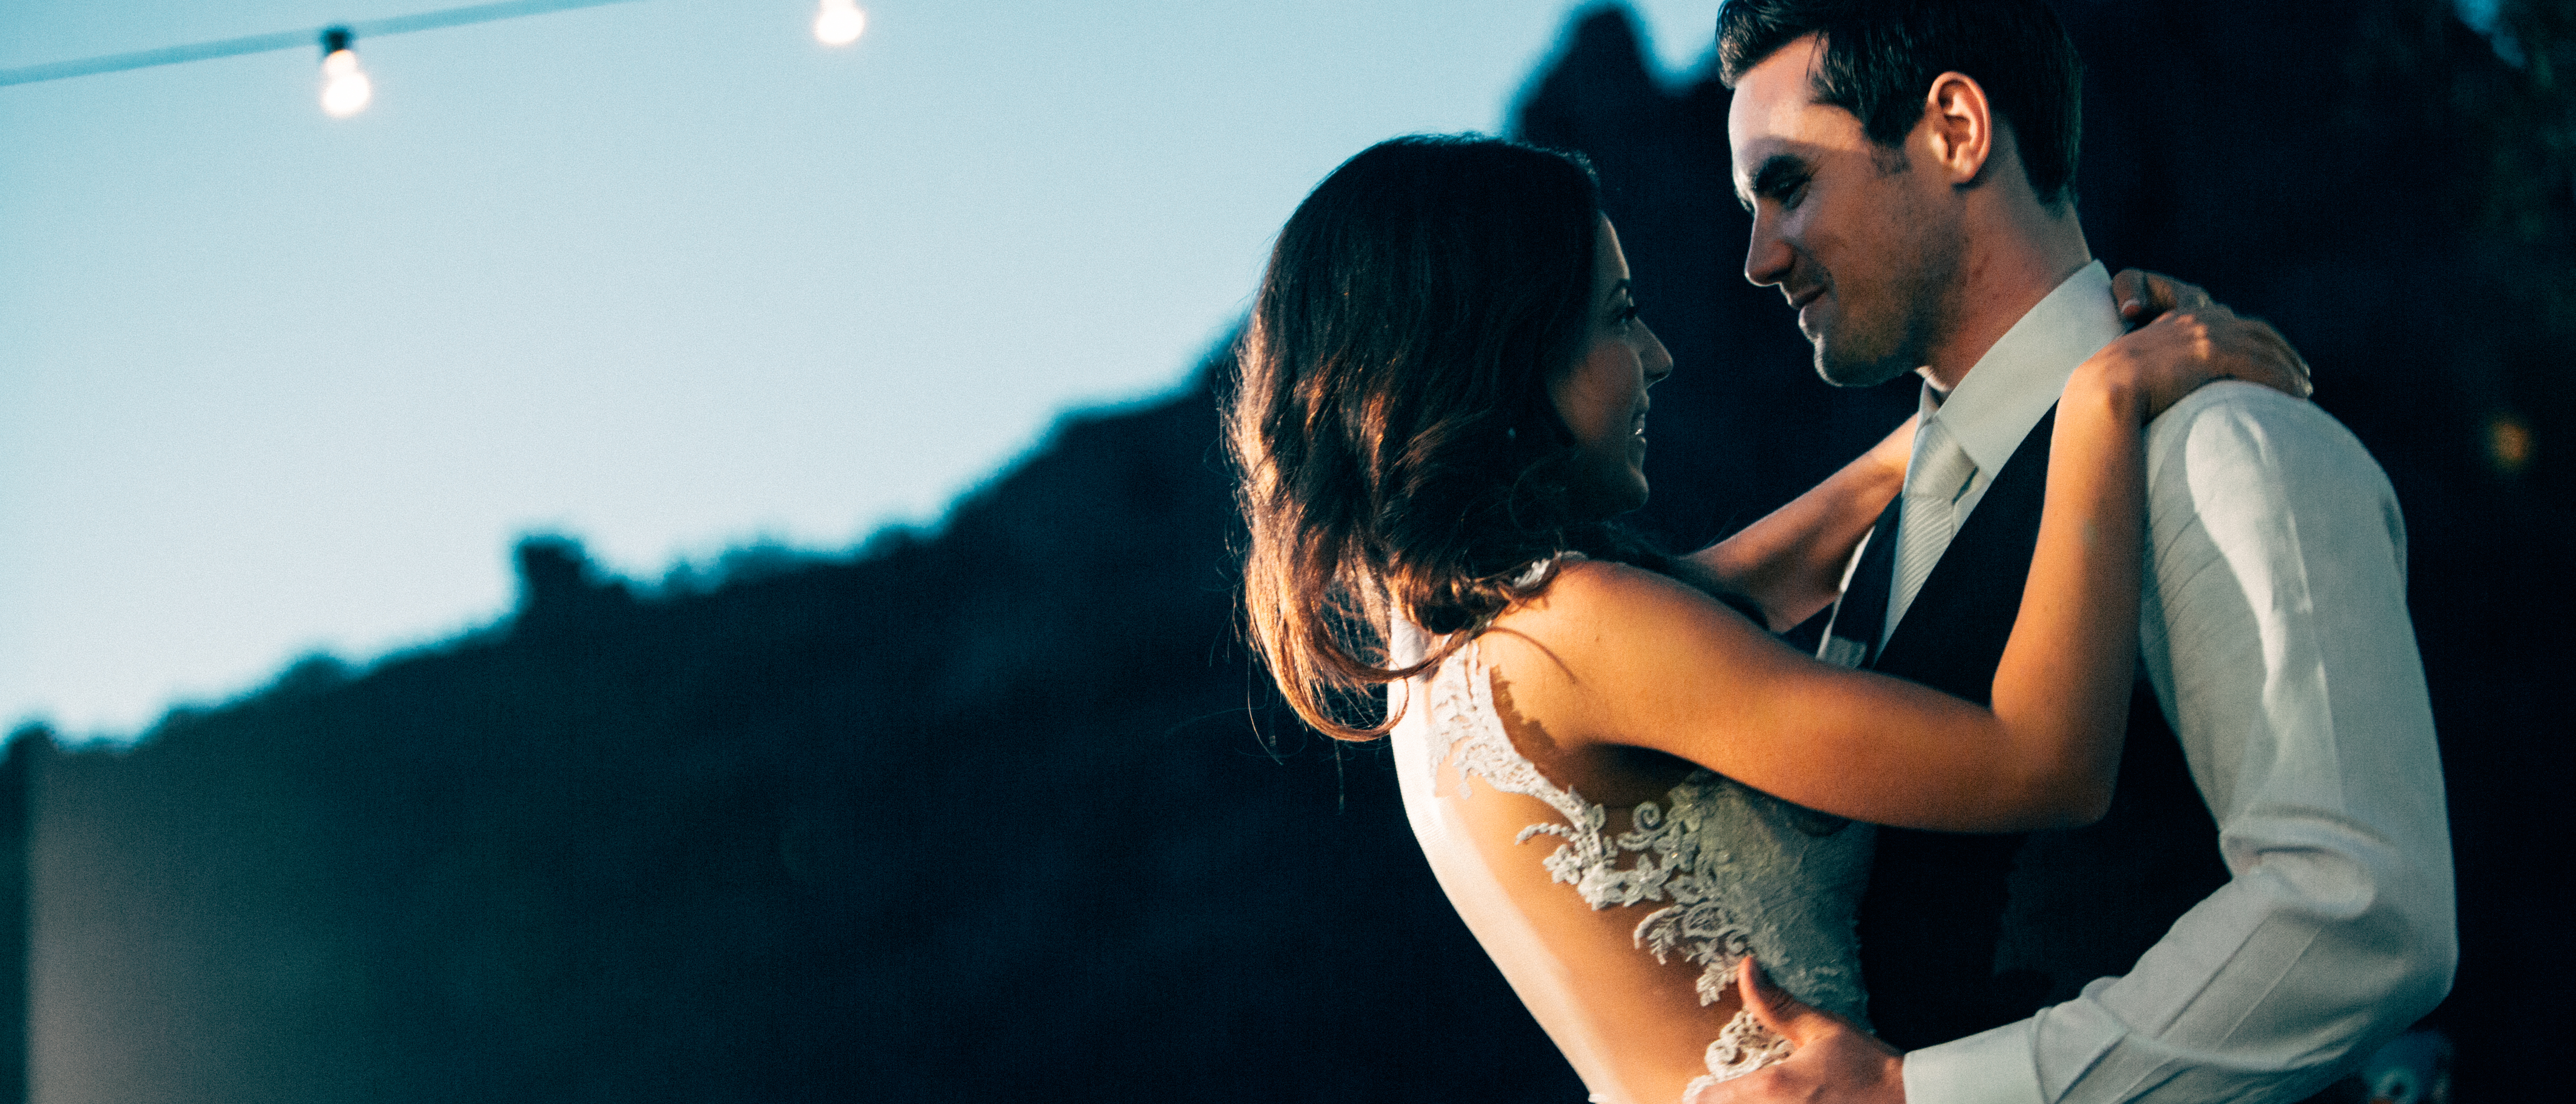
[1717,0,2084,207]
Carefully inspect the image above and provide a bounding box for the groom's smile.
[1788,284,1828,335]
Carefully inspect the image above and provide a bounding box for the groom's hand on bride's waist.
[1686,958,1904,1104]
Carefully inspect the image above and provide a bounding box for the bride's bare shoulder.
[1476,558,1772,747]
[1490,556,1754,639]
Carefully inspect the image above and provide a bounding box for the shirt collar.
[1919,260,2120,475]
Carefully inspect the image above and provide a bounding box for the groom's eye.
[1747,157,1812,210]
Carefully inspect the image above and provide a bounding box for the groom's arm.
[1902,385,2456,1104]
[1695,386,2456,1104]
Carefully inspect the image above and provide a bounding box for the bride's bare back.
[1390,620,1871,1104]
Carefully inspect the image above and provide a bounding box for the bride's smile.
[1549,214,1673,520]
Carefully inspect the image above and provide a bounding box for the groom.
[1692,2,2454,1103]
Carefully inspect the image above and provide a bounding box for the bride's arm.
[1675,415,1913,630]
[1482,307,2309,833]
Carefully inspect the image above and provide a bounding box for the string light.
[0,1,658,91]
[814,0,866,47]
[318,28,374,118]
[0,0,877,113]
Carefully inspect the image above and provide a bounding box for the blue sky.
[1,1,1727,738]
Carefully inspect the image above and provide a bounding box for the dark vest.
[1829,409,2229,1050]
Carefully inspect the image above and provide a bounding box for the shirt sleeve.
[1902,383,2457,1104]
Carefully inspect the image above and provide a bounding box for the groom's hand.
[1686,958,1904,1104]
[2112,267,2214,328]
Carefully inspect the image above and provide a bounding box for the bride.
[1224,136,2308,1104]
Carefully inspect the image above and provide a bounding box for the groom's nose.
[1744,212,1793,289]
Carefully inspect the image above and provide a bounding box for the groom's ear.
[1918,71,1996,190]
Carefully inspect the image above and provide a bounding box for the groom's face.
[1729,36,1961,388]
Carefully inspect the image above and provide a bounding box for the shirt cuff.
[1902,1020,2046,1104]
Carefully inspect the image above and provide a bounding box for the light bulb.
[318,28,372,118]
[814,0,865,47]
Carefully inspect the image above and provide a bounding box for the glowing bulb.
[814,0,865,46]
[317,28,372,118]
[2487,412,2535,475]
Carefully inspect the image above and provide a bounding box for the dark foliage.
[12,2,2568,1100]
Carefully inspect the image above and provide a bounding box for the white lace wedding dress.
[1389,616,1873,1102]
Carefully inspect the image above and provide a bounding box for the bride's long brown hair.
[1227,135,1672,741]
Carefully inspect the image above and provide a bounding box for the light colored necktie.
[1888,420,1977,633]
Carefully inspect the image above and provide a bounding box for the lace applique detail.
[1689,1015,1798,1094]
[1416,638,1858,1088]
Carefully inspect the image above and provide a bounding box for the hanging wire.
[0,0,656,88]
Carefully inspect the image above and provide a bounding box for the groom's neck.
[1918,199,2093,393]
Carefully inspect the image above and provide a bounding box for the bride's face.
[1549,215,1674,517]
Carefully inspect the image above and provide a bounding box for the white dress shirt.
[1886,262,2457,1104]
[1880,263,2129,645]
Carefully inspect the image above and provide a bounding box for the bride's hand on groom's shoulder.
[2108,268,2317,406]
[1686,959,1905,1104]
[2113,267,2215,328]
[2083,272,2315,422]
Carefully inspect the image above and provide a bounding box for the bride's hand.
[2111,267,2216,328]
[2073,302,2313,424]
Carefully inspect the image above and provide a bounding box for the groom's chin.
[1812,347,1915,389]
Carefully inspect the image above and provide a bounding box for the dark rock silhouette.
[10,3,2567,1101]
